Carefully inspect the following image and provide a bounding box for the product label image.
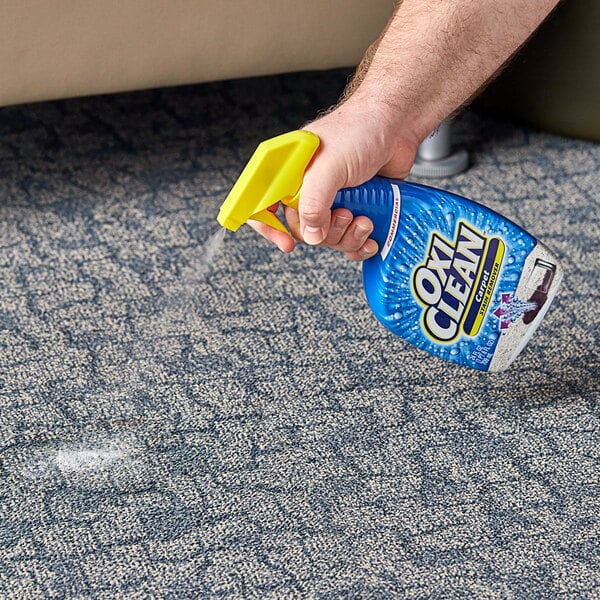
[338,178,541,371]
[412,220,505,343]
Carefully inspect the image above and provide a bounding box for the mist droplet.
[182,228,226,284]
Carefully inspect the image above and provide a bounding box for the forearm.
[347,0,561,143]
[276,0,560,254]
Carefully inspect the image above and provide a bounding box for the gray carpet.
[0,70,598,599]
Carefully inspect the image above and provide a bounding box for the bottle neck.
[332,176,402,249]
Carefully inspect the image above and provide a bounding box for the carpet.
[0,70,598,599]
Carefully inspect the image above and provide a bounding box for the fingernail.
[304,226,323,245]
[332,215,352,231]
[360,240,379,258]
[354,223,372,241]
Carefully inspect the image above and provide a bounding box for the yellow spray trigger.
[217,130,320,233]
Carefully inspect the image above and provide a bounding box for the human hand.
[249,93,421,261]
[249,0,560,260]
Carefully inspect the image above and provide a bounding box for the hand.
[249,0,560,260]
[249,93,420,260]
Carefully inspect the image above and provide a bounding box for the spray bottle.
[217,130,562,372]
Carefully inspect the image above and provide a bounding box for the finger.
[297,180,333,245]
[298,145,347,246]
[333,216,374,254]
[344,238,379,262]
[247,219,295,253]
[283,205,302,242]
[322,208,353,247]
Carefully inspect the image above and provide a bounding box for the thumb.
[298,148,348,246]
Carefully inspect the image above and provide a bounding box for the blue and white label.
[358,178,537,370]
[380,183,401,261]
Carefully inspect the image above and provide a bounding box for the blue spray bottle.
[217,130,563,372]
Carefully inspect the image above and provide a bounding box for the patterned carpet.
[0,70,598,599]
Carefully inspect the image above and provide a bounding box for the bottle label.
[380,183,402,261]
[359,178,555,371]
[412,222,505,343]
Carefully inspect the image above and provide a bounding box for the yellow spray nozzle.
[217,130,320,233]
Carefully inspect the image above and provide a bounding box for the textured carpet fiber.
[0,70,599,599]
